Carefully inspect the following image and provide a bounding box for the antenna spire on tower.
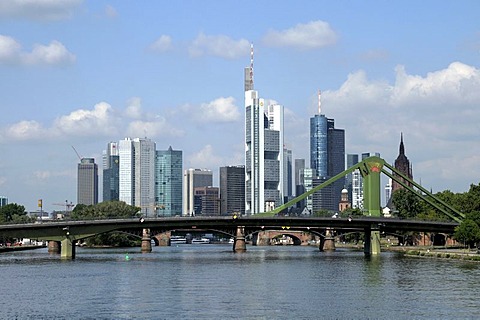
[250,43,254,89]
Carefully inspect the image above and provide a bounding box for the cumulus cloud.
[189,33,250,59]
[0,0,82,21]
[149,35,173,53]
[124,97,143,119]
[263,20,337,49]
[2,120,47,141]
[187,144,223,170]
[198,97,240,123]
[0,35,75,66]
[126,118,184,138]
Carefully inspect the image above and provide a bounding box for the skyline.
[1,1,479,212]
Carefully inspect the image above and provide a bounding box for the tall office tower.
[346,154,359,208]
[310,114,345,212]
[193,186,220,215]
[392,133,413,194]
[183,169,213,216]
[155,146,183,216]
[294,158,305,190]
[0,196,8,207]
[385,178,392,207]
[119,137,156,216]
[219,165,245,215]
[302,168,316,213]
[283,148,293,203]
[346,152,381,209]
[77,158,98,206]
[103,142,119,202]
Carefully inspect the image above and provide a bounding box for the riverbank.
[0,245,45,253]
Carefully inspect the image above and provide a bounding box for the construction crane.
[71,145,82,161]
[52,201,75,218]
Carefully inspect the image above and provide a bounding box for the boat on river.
[170,236,187,245]
[191,238,210,244]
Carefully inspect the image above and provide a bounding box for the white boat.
[228,238,234,244]
[191,238,210,244]
[170,236,187,245]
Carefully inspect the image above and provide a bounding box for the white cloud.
[263,20,337,49]
[189,32,250,59]
[124,97,143,119]
[187,144,223,170]
[0,35,75,66]
[126,118,184,138]
[149,35,173,53]
[0,0,82,21]
[198,97,240,123]
[2,120,47,141]
[320,61,480,191]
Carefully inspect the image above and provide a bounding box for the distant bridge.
[0,216,458,259]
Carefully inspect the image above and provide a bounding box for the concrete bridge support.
[364,227,381,256]
[48,241,60,254]
[141,228,152,253]
[60,238,76,259]
[233,226,246,252]
[322,228,336,251]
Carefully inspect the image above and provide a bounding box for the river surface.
[1,245,480,319]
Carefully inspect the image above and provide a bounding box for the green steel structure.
[261,156,464,254]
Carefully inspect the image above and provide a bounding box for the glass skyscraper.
[103,142,119,202]
[155,147,182,216]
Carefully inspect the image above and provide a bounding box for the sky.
[0,0,479,213]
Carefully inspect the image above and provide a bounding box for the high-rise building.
[392,133,413,195]
[183,169,213,216]
[220,165,245,215]
[103,142,119,202]
[346,152,380,210]
[155,146,182,216]
[0,196,8,207]
[283,148,293,203]
[244,57,284,214]
[77,158,98,206]
[310,114,345,212]
[119,137,156,216]
[294,159,306,208]
[193,186,220,215]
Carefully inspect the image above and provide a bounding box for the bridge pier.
[233,226,246,252]
[60,238,76,259]
[141,228,152,253]
[321,228,336,251]
[48,241,60,254]
[364,227,381,256]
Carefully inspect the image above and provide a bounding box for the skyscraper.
[310,114,345,212]
[119,137,156,216]
[220,165,245,215]
[77,158,98,206]
[193,186,220,216]
[283,148,293,203]
[183,169,213,216]
[346,152,380,209]
[103,142,119,202]
[244,50,284,214]
[155,146,182,216]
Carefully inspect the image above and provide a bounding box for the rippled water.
[1,245,480,319]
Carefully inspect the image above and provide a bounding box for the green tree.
[71,201,140,220]
[392,189,425,219]
[0,203,33,224]
[454,219,480,248]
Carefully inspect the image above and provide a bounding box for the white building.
[183,169,213,216]
[119,137,156,216]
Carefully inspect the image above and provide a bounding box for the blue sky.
[1,1,479,212]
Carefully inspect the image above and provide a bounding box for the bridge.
[0,216,458,259]
[0,156,465,259]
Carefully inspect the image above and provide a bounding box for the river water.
[1,245,480,319]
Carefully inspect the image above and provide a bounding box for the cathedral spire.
[399,132,405,155]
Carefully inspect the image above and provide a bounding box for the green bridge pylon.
[257,156,464,255]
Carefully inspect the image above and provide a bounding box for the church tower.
[391,133,413,194]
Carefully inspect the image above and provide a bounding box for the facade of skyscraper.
[283,148,293,203]
[245,89,284,214]
[0,196,8,207]
[103,142,119,202]
[309,114,345,212]
[183,169,213,216]
[346,152,380,210]
[219,165,245,215]
[77,158,98,206]
[119,137,156,216]
[193,186,220,215]
[155,147,182,216]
